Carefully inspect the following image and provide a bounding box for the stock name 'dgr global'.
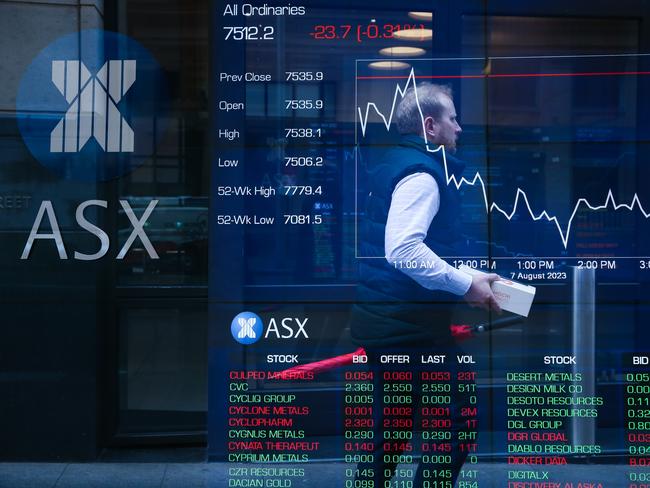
[222,3,305,16]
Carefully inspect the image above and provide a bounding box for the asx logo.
[50,60,136,153]
[16,29,168,181]
[230,312,309,345]
[20,200,158,261]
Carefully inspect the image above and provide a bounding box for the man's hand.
[463,273,502,313]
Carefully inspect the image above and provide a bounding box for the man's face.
[424,95,462,152]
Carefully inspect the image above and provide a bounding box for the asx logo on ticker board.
[230,312,309,345]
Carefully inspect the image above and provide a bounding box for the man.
[352,83,500,487]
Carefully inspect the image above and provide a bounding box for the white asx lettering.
[264,318,309,339]
[21,200,158,260]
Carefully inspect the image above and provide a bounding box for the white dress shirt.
[385,172,473,296]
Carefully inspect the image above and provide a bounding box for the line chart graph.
[356,67,650,253]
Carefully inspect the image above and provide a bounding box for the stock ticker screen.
[209,2,650,487]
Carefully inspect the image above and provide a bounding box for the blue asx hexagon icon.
[230,312,264,345]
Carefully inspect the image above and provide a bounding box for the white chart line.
[354,53,650,62]
[357,68,650,250]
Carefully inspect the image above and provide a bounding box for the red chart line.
[356,71,650,80]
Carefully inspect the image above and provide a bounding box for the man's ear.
[423,116,437,138]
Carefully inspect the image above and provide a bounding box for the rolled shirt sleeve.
[385,172,473,296]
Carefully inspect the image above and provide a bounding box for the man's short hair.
[395,83,453,135]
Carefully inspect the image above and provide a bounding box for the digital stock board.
[209,2,650,487]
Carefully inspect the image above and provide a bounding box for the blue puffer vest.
[352,135,466,347]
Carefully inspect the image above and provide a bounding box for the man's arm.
[385,173,501,311]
